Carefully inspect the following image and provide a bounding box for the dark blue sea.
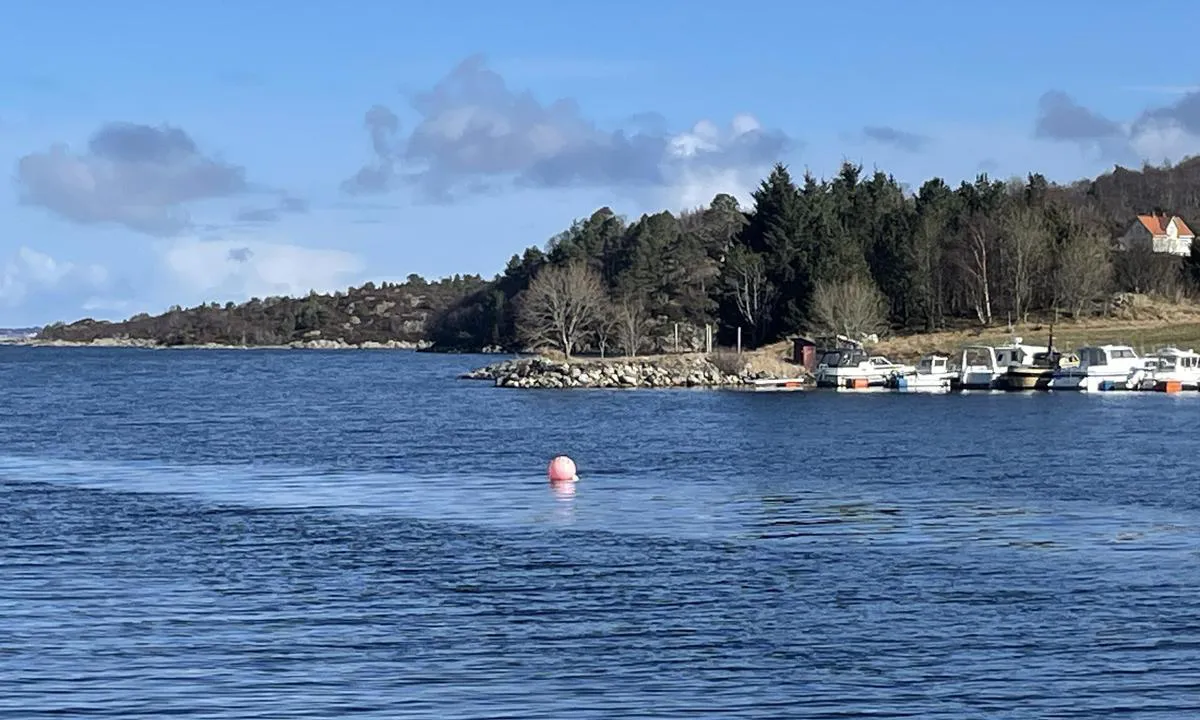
[2,347,1199,718]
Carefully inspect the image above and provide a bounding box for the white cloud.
[1127,119,1200,166]
[657,167,760,212]
[160,237,366,303]
[16,122,248,236]
[0,247,108,307]
[342,55,791,201]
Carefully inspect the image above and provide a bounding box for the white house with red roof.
[1117,213,1195,256]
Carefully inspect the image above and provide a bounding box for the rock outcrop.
[461,355,801,389]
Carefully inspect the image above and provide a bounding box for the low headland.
[4,335,432,351]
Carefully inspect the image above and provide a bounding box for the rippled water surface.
[2,347,1199,718]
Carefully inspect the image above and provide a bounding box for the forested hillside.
[38,156,1200,352]
[430,157,1200,355]
[38,275,488,346]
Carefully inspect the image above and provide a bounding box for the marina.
[771,331,1200,394]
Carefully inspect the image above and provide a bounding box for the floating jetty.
[745,377,810,392]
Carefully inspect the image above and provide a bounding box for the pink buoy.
[547,455,578,483]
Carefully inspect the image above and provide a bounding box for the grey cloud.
[365,104,400,157]
[1034,90,1123,141]
[1033,88,1200,166]
[16,122,248,236]
[280,196,309,213]
[1134,90,1200,136]
[234,195,310,224]
[227,247,254,262]
[861,125,930,152]
[235,207,281,223]
[341,106,401,195]
[342,54,793,202]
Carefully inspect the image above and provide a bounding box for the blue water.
[2,347,1199,718]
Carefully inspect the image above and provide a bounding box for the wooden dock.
[745,377,810,392]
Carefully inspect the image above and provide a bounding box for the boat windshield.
[916,356,947,373]
[1032,351,1061,366]
[818,349,868,367]
[961,347,994,367]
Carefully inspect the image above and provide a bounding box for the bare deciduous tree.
[1114,240,1182,297]
[615,294,651,357]
[959,214,996,325]
[723,245,776,345]
[592,299,619,358]
[1053,215,1112,318]
[516,261,607,358]
[999,205,1050,323]
[809,276,890,339]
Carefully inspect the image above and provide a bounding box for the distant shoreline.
[0,337,439,351]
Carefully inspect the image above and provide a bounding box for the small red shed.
[792,336,817,372]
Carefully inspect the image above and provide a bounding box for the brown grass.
[872,296,1200,362]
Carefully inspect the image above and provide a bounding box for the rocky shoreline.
[2,336,433,350]
[461,355,805,389]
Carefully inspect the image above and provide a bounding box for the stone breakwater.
[461,356,798,389]
[8,337,432,350]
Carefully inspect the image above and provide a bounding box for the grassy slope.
[872,298,1200,362]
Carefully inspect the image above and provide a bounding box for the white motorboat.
[814,347,914,389]
[952,337,1046,391]
[953,345,1003,390]
[1139,346,1200,390]
[1047,344,1146,391]
[887,354,955,392]
[994,339,1047,370]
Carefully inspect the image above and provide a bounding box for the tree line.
[37,156,1200,353]
[430,157,1200,357]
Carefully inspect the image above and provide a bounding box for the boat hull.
[1047,369,1143,392]
[1003,368,1054,391]
[814,369,890,389]
[1139,371,1200,391]
[815,375,888,389]
[953,370,1002,391]
[890,374,953,392]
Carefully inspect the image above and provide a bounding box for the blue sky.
[3,1,1200,327]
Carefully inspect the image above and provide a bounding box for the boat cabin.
[1151,346,1200,371]
[1077,344,1140,369]
[816,347,870,369]
[959,345,998,371]
[916,354,950,375]
[994,340,1046,368]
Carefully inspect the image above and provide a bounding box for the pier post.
[736,327,742,355]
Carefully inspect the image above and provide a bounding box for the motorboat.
[887,354,955,392]
[1003,350,1065,390]
[1002,328,1067,391]
[814,347,914,389]
[994,339,1048,371]
[952,345,1003,390]
[953,336,1047,391]
[1138,346,1200,390]
[1047,344,1146,391]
